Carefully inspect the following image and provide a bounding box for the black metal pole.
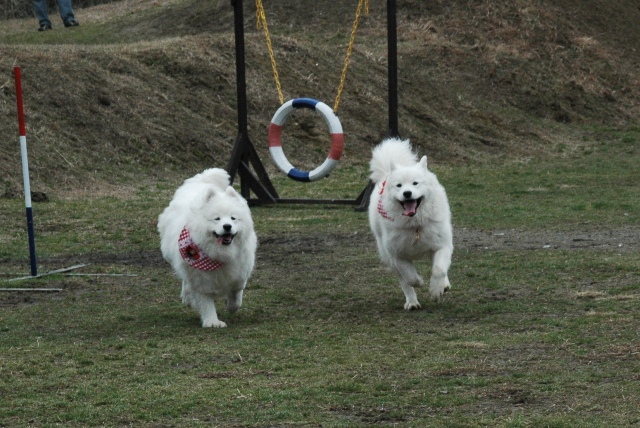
[387,0,399,138]
[232,0,248,135]
[357,0,399,211]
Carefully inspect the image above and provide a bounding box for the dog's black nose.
[403,190,412,199]
[223,224,232,232]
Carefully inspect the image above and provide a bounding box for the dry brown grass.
[1,0,640,197]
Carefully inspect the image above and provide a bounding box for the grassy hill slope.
[1,0,639,196]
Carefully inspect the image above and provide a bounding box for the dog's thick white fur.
[158,168,257,327]
[368,138,453,310]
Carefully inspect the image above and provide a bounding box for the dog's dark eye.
[396,183,401,188]
[231,217,236,221]
[413,182,418,185]
[214,217,220,221]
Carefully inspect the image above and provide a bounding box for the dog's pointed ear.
[225,186,237,197]
[191,188,216,215]
[204,188,216,202]
[419,155,428,168]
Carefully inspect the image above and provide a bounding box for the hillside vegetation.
[1,0,639,196]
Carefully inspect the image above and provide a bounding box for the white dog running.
[368,138,453,310]
[158,168,257,327]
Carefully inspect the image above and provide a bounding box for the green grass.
[1,130,639,427]
[445,142,639,229]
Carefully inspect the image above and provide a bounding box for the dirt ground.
[2,224,637,308]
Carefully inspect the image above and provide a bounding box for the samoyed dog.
[368,138,453,310]
[158,168,257,328]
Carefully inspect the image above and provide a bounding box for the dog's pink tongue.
[216,236,225,244]
[402,200,417,217]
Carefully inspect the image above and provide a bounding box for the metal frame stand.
[227,0,400,208]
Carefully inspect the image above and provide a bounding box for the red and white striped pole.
[14,66,38,277]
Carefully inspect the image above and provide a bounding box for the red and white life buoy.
[268,98,344,182]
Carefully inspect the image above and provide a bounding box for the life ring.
[268,98,344,182]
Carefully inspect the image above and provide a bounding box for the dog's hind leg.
[392,258,425,289]
[180,281,190,304]
[429,246,452,302]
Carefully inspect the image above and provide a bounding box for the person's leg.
[32,0,52,30]
[55,0,79,26]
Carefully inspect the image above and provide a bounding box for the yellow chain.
[256,0,368,113]
[334,0,368,113]
[256,0,284,105]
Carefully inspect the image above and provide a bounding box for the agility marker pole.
[14,66,38,277]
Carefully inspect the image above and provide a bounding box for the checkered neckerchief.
[178,227,224,271]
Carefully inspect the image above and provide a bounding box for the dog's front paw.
[202,319,227,328]
[226,290,244,313]
[404,301,422,310]
[226,303,240,313]
[429,290,444,302]
[429,276,451,302]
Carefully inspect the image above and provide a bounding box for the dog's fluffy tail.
[369,138,418,183]
[185,168,230,190]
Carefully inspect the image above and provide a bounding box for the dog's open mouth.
[400,197,423,217]
[214,232,236,245]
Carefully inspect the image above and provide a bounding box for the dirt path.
[9,225,638,270]
[454,226,638,253]
[1,225,636,308]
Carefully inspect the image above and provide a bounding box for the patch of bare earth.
[2,225,637,307]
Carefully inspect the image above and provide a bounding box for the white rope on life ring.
[268,98,344,182]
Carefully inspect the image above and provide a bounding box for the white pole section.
[14,66,38,277]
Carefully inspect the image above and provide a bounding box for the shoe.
[38,23,52,31]
[64,19,79,27]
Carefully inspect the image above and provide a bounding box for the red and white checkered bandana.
[377,180,394,222]
[178,227,224,271]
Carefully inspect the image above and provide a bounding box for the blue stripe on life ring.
[287,168,311,182]
[292,98,319,110]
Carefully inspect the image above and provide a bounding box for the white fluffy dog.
[368,138,453,310]
[158,168,257,328]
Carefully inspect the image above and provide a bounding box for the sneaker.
[38,23,52,31]
[64,19,80,27]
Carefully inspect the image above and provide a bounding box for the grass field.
[1,128,638,427]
